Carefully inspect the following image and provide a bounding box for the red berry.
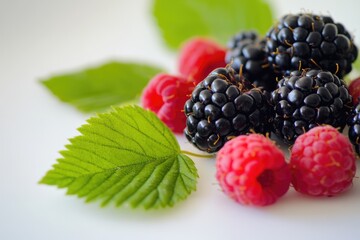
[349,77,360,105]
[178,38,226,85]
[216,134,291,206]
[141,74,194,133]
[290,125,356,196]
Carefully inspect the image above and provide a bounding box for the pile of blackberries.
[184,13,360,153]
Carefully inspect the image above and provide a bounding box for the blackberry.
[184,67,273,153]
[226,31,279,91]
[271,69,352,144]
[348,103,360,154]
[266,13,358,78]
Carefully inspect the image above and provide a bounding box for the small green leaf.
[40,105,198,209]
[153,0,273,49]
[42,62,163,112]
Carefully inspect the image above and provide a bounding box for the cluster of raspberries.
[141,13,359,206]
[216,127,356,206]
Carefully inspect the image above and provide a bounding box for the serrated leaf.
[153,0,273,49]
[42,62,163,112]
[40,105,198,209]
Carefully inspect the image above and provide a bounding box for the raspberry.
[184,67,273,153]
[178,38,226,85]
[348,102,360,154]
[266,13,358,78]
[271,69,352,144]
[216,134,291,206]
[348,77,360,105]
[226,31,279,91]
[290,126,356,196]
[141,74,194,133]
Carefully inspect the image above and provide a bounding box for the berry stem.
[180,150,215,159]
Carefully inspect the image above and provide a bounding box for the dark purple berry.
[184,67,273,153]
[225,31,279,91]
[266,13,358,78]
[271,69,352,144]
[348,103,360,155]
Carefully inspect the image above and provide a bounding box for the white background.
[1,0,360,239]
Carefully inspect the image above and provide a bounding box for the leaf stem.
[180,150,215,159]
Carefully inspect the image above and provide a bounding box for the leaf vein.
[58,158,94,173]
[53,165,83,176]
[134,107,175,148]
[69,145,117,167]
[70,175,94,195]
[61,152,106,170]
[102,163,148,206]
[111,110,173,151]
[87,119,147,155]
[85,170,120,201]
[74,138,156,161]
[117,157,172,206]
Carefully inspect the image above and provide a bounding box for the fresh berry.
[141,74,194,133]
[348,102,360,154]
[271,69,352,144]
[348,76,360,105]
[266,13,358,78]
[216,134,291,206]
[290,126,356,196]
[184,67,273,153]
[178,38,226,85]
[226,31,279,91]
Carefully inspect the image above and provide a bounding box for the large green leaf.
[40,105,198,209]
[42,62,163,112]
[153,0,273,49]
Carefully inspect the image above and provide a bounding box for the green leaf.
[354,58,360,72]
[42,62,163,112]
[153,0,273,49]
[40,105,198,209]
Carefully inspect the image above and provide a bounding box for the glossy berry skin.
[184,67,273,153]
[226,31,279,91]
[271,69,352,144]
[348,77,360,105]
[178,37,226,85]
[141,74,194,133]
[290,126,356,196]
[348,103,360,154]
[266,13,358,78]
[216,134,291,206]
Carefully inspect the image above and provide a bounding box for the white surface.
[1,0,360,239]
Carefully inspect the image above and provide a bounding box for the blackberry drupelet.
[348,103,360,154]
[226,31,279,91]
[184,67,273,153]
[271,69,352,144]
[266,13,358,78]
